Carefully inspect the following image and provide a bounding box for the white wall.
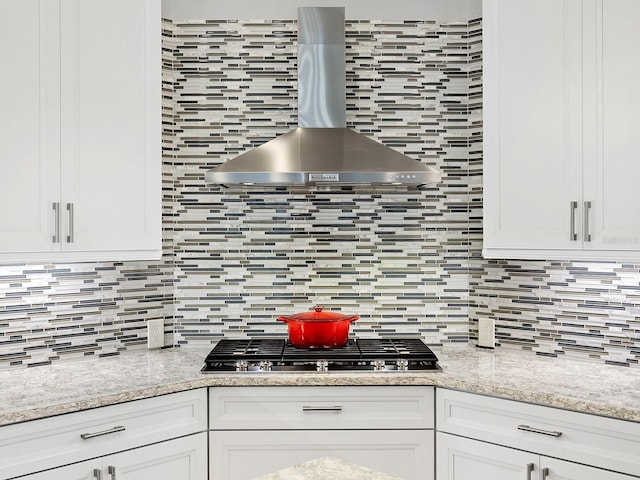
[162,0,481,21]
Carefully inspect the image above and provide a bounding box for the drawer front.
[210,386,434,430]
[0,388,207,480]
[210,429,434,480]
[436,388,640,477]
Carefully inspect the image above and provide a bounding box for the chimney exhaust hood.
[205,7,442,189]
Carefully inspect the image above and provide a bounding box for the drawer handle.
[93,468,102,480]
[302,405,343,412]
[80,425,126,440]
[517,424,562,437]
[526,463,535,480]
[542,467,550,479]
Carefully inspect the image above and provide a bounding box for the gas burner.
[201,338,440,373]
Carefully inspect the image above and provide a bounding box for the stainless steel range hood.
[205,7,441,189]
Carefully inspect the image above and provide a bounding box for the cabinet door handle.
[52,202,61,243]
[541,467,550,479]
[517,424,562,437]
[569,201,578,241]
[302,405,343,412]
[583,200,591,242]
[526,463,535,480]
[93,468,102,480]
[66,202,75,243]
[80,425,126,440]
[107,465,117,480]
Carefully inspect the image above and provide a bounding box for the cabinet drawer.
[210,386,434,430]
[0,388,207,480]
[436,389,640,477]
[210,429,434,480]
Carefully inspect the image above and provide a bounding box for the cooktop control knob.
[372,359,386,371]
[396,359,409,371]
[316,359,329,372]
[235,360,249,372]
[259,361,273,372]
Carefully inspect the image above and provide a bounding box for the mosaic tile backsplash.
[165,17,481,348]
[0,16,639,369]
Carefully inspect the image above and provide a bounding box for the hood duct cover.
[205,7,441,189]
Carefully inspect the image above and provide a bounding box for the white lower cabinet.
[208,386,435,480]
[437,433,634,480]
[436,389,640,479]
[211,429,432,480]
[0,389,208,480]
[437,432,537,480]
[20,433,207,480]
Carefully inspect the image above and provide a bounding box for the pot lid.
[278,306,359,323]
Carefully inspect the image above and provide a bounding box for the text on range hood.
[205,7,441,189]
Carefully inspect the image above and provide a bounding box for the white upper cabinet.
[582,0,640,254]
[483,0,640,261]
[0,0,61,255]
[0,0,161,263]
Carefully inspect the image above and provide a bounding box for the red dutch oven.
[277,306,359,348]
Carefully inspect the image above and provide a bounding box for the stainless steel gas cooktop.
[201,338,440,373]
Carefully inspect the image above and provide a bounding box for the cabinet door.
[107,433,207,480]
[542,456,634,480]
[17,434,206,480]
[582,0,640,252]
[437,432,538,480]
[483,0,583,256]
[17,459,99,480]
[0,0,61,254]
[210,430,434,480]
[59,0,161,259]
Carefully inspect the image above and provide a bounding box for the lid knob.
[314,306,323,312]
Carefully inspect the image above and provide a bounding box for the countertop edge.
[3,374,639,427]
[1,346,639,427]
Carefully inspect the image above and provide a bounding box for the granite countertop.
[254,457,401,480]
[1,344,640,427]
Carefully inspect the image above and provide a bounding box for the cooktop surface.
[201,337,440,373]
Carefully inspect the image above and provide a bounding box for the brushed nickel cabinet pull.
[93,468,102,480]
[302,405,343,412]
[542,467,550,479]
[583,200,592,242]
[517,424,562,437]
[107,465,117,480]
[66,202,74,243]
[80,425,126,440]
[52,202,61,243]
[526,463,535,480]
[569,201,578,241]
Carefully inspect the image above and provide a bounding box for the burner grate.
[202,338,440,373]
[282,339,362,361]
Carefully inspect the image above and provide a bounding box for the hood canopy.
[205,7,441,189]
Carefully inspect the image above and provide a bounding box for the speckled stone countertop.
[1,345,639,427]
[254,457,401,480]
